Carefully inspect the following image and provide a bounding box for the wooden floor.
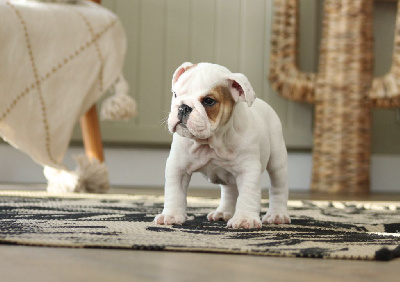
[1,185,400,282]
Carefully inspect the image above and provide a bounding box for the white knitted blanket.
[0,0,127,169]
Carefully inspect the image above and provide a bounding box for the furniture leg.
[81,0,103,162]
[80,104,104,162]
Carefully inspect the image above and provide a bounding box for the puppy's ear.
[227,73,256,107]
[172,62,194,88]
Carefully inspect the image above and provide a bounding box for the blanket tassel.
[100,74,137,121]
[44,155,110,193]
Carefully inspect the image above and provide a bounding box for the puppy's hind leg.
[207,184,238,221]
[263,135,291,225]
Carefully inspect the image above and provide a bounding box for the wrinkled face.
[169,85,235,140]
[167,62,256,141]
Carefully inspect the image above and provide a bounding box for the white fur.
[154,62,290,229]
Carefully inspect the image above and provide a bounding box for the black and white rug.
[0,191,399,261]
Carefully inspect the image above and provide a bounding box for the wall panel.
[72,0,318,149]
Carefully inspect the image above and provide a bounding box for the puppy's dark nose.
[178,104,192,121]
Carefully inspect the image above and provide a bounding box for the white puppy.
[154,62,290,229]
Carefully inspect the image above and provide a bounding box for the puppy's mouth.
[174,122,196,139]
[169,107,211,140]
[173,121,187,132]
[174,123,209,143]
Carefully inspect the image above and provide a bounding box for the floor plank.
[0,245,399,282]
[2,184,400,201]
[109,186,400,201]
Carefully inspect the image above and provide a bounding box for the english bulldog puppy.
[154,62,290,229]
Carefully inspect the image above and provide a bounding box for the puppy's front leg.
[227,171,262,229]
[154,162,191,225]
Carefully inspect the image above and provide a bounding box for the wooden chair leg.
[82,0,103,162]
[80,104,104,162]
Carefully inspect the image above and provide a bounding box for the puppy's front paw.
[154,212,187,225]
[262,210,291,225]
[227,213,262,229]
[207,210,233,222]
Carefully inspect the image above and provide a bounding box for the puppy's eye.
[202,97,216,107]
[173,92,177,98]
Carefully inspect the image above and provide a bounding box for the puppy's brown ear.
[227,73,256,107]
[172,62,194,88]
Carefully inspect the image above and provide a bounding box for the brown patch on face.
[201,85,235,127]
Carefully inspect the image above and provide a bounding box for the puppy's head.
[168,62,256,140]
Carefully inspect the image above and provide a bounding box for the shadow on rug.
[0,191,399,261]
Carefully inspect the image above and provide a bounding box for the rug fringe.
[44,155,110,193]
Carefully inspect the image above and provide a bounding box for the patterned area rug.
[0,191,399,261]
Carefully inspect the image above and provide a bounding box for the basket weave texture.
[269,0,400,194]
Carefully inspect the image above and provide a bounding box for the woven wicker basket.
[270,0,400,194]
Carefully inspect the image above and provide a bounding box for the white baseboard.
[0,144,399,193]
